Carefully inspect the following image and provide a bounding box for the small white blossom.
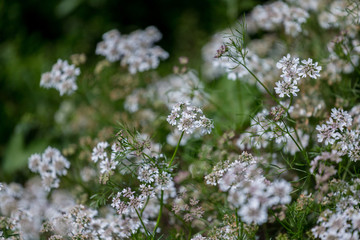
[276,54,299,71]
[268,179,292,205]
[28,147,70,191]
[297,58,322,79]
[316,124,339,145]
[96,26,168,74]
[239,199,268,225]
[40,59,80,96]
[330,108,352,131]
[167,102,214,135]
[91,142,109,163]
[274,78,299,98]
[99,158,117,174]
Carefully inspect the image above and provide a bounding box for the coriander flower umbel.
[28,146,70,191]
[40,59,80,96]
[167,102,214,135]
[274,54,321,98]
[298,58,322,79]
[276,54,299,72]
[95,26,169,74]
[274,77,300,98]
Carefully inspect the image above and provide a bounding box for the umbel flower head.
[40,59,80,96]
[167,102,214,135]
[28,146,70,191]
[274,54,321,98]
[95,26,169,74]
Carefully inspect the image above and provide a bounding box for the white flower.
[330,108,352,131]
[239,199,268,225]
[40,59,80,96]
[297,58,322,79]
[58,79,78,96]
[167,102,214,135]
[41,173,60,192]
[268,179,292,205]
[28,147,70,191]
[28,153,42,173]
[274,78,299,98]
[316,124,339,145]
[191,234,207,240]
[138,164,158,183]
[53,155,70,176]
[227,187,246,208]
[96,26,168,74]
[276,54,299,71]
[91,142,109,163]
[284,21,302,37]
[111,193,129,215]
[99,158,117,174]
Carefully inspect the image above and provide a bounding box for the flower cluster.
[109,132,176,218]
[111,161,176,216]
[6,0,360,239]
[205,152,292,225]
[274,54,321,98]
[310,150,342,199]
[311,179,360,239]
[45,203,151,239]
[40,59,80,96]
[0,179,82,239]
[137,161,176,197]
[95,26,169,74]
[236,108,309,155]
[91,141,119,183]
[172,193,204,223]
[111,187,146,215]
[316,107,360,162]
[167,102,214,135]
[28,146,70,191]
[248,1,310,37]
[191,214,258,240]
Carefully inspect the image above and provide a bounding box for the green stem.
[281,120,309,165]
[151,131,185,239]
[141,197,150,216]
[235,209,241,239]
[342,159,352,180]
[168,131,185,168]
[242,65,281,106]
[152,190,164,239]
[135,208,150,237]
[187,224,192,240]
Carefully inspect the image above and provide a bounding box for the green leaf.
[2,126,47,175]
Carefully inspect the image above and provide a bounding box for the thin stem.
[281,120,309,164]
[151,131,185,239]
[235,209,241,239]
[141,197,150,216]
[187,224,192,240]
[152,190,164,239]
[342,159,352,180]
[168,131,185,168]
[241,64,281,106]
[135,208,150,237]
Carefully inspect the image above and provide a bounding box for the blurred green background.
[0,0,261,181]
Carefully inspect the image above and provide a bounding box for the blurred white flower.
[40,59,80,96]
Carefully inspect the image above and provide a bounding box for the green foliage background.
[0,0,261,181]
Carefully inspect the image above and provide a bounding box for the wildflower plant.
[3,0,360,239]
